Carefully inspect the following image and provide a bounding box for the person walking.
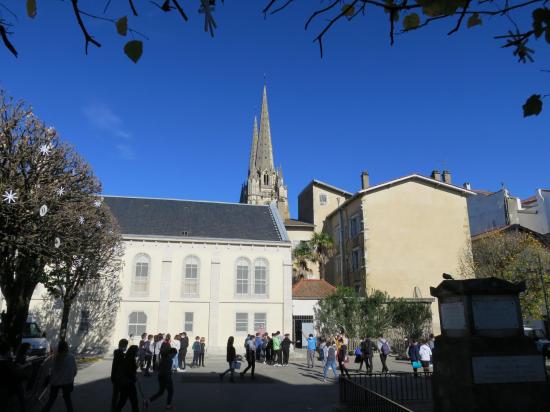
[306,334,317,368]
[219,336,236,382]
[281,333,293,366]
[138,333,147,371]
[146,347,176,410]
[377,335,391,373]
[111,339,128,411]
[115,345,140,412]
[322,341,338,382]
[41,341,78,412]
[199,337,206,367]
[179,332,189,371]
[191,336,200,368]
[407,339,421,376]
[337,337,351,379]
[359,337,374,373]
[240,334,256,379]
[419,339,432,373]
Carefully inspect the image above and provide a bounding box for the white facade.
[116,236,292,351]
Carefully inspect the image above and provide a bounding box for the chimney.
[463,182,471,190]
[431,170,441,182]
[361,171,369,190]
[442,170,452,184]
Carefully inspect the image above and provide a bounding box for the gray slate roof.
[104,196,286,242]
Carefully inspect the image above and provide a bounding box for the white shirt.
[419,344,432,362]
[171,339,180,351]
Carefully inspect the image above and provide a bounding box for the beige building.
[299,172,475,332]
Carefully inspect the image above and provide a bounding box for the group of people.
[406,334,434,375]
[219,330,294,382]
[135,332,207,376]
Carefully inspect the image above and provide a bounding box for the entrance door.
[293,315,314,348]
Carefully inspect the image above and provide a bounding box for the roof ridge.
[102,195,271,207]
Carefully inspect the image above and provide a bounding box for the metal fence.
[340,375,414,412]
[349,372,433,402]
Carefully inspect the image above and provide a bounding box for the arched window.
[182,255,200,297]
[128,311,147,337]
[132,254,150,295]
[263,174,269,186]
[236,257,250,296]
[254,258,269,296]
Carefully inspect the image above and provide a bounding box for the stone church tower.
[240,86,290,220]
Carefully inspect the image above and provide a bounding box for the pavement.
[37,351,426,412]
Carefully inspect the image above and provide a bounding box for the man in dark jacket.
[359,337,374,373]
[179,332,189,370]
[111,339,128,412]
[281,333,294,366]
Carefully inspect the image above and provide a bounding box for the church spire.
[255,85,274,172]
[248,116,258,175]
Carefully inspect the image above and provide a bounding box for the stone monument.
[430,277,549,412]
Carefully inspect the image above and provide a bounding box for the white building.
[28,196,293,353]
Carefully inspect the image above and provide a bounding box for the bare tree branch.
[0,22,17,57]
[448,0,472,35]
[129,0,138,16]
[70,0,101,54]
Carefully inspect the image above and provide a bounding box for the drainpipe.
[337,198,345,286]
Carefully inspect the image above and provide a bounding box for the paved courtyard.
[43,351,415,412]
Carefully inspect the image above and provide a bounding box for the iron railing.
[340,375,413,412]
[349,372,433,402]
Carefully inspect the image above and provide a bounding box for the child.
[191,336,201,367]
[199,337,206,367]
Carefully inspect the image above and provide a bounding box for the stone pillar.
[157,260,172,332]
[209,254,221,348]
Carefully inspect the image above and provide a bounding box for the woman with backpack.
[377,335,390,373]
[115,345,140,412]
[219,336,236,382]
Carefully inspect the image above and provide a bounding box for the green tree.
[310,232,335,278]
[1,1,547,114]
[0,91,101,348]
[387,299,432,341]
[314,286,359,337]
[357,290,393,338]
[460,230,550,319]
[292,241,313,282]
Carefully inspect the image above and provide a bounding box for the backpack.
[327,346,336,359]
[381,341,390,356]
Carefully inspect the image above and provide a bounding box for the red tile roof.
[292,279,336,299]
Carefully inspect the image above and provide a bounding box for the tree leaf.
[124,40,143,63]
[467,13,482,28]
[342,4,355,17]
[26,0,37,19]
[116,16,128,36]
[522,94,543,117]
[403,13,420,30]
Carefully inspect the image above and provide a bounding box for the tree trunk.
[2,291,32,350]
[59,296,73,342]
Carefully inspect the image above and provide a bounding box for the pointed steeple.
[248,116,258,175]
[255,85,274,172]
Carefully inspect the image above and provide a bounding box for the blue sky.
[1,2,548,218]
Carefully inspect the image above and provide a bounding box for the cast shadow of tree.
[31,275,121,355]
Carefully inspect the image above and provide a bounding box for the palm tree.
[310,232,335,278]
[292,241,313,282]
